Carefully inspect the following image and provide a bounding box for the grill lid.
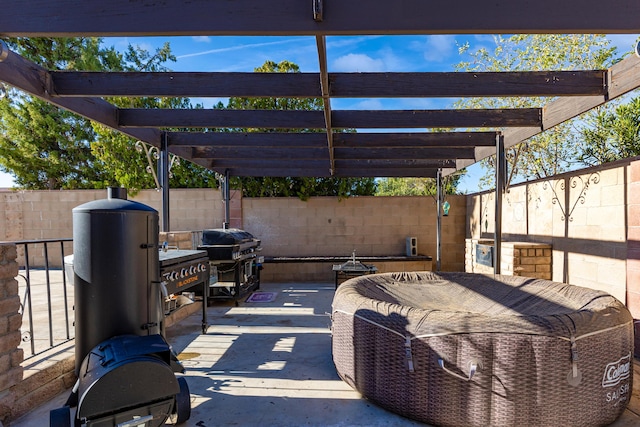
[202,228,256,246]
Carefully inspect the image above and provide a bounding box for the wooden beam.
[334,159,457,168]
[214,166,445,178]
[333,109,542,129]
[456,55,640,171]
[316,36,335,175]
[168,131,498,149]
[334,168,443,178]
[209,158,330,169]
[215,167,332,178]
[334,132,498,147]
[120,108,542,129]
[0,43,161,146]
[334,147,475,160]
[52,70,605,98]
[329,71,606,97]
[316,36,335,174]
[52,71,321,97]
[192,146,328,160]
[119,109,326,129]
[168,132,328,147]
[2,0,639,36]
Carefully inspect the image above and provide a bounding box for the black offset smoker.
[50,188,190,427]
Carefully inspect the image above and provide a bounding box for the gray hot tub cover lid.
[332,271,632,339]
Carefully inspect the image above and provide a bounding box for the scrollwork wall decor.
[543,172,600,222]
[135,140,180,190]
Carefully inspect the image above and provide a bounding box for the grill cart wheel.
[50,406,71,427]
[174,377,191,424]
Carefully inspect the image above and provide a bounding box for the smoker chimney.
[107,186,128,200]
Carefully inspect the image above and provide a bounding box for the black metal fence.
[11,238,74,359]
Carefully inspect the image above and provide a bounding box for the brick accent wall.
[511,245,552,279]
[0,243,24,424]
[465,240,552,280]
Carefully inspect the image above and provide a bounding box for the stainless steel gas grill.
[159,249,210,333]
[197,228,262,302]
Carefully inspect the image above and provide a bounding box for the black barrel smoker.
[50,188,190,427]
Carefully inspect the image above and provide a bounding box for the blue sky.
[1,34,638,191]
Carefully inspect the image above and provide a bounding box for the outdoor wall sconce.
[442,200,451,216]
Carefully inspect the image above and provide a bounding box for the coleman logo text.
[602,353,631,388]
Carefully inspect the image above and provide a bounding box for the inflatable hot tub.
[331,272,633,427]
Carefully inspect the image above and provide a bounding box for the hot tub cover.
[331,272,634,427]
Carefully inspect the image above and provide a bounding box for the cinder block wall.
[627,160,640,356]
[0,188,226,267]
[466,159,631,307]
[243,195,467,281]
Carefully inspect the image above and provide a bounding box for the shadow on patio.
[11,281,640,426]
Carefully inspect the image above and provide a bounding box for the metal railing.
[10,238,74,359]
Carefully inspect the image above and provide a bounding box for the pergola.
[1,0,640,271]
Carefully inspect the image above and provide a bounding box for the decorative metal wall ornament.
[135,140,180,190]
[481,192,494,233]
[442,200,451,216]
[214,171,225,189]
[544,172,601,222]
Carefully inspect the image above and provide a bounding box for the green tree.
[579,96,640,165]
[226,60,377,199]
[0,38,217,191]
[376,174,463,196]
[0,38,121,189]
[454,34,618,190]
[90,43,218,192]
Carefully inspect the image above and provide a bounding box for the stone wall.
[0,243,24,424]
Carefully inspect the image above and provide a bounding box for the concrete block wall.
[466,160,630,302]
[246,195,466,282]
[0,243,24,424]
[627,160,640,357]
[159,231,200,250]
[0,188,226,267]
[132,188,229,232]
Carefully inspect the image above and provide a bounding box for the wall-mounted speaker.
[406,237,418,257]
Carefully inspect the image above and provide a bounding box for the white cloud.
[351,99,384,110]
[192,36,211,43]
[331,53,385,72]
[326,36,383,49]
[410,35,457,63]
[177,37,309,59]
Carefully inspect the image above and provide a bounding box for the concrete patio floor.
[11,281,640,427]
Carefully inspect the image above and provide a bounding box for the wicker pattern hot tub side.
[331,272,634,427]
